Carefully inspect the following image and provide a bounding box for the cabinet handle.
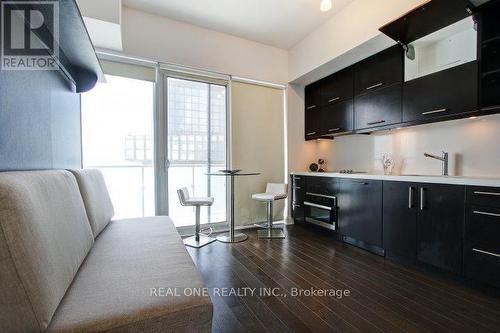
[473,210,500,218]
[328,128,341,132]
[408,186,415,209]
[366,82,383,90]
[420,187,425,211]
[306,192,336,199]
[293,177,301,180]
[472,248,500,258]
[328,97,341,103]
[367,120,386,126]
[295,186,302,190]
[307,105,317,110]
[352,180,368,185]
[304,201,332,211]
[293,204,301,208]
[474,191,500,197]
[306,132,317,136]
[422,108,448,115]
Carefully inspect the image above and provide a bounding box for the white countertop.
[290,172,500,187]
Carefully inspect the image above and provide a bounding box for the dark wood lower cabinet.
[338,179,383,251]
[383,181,417,262]
[417,183,465,275]
[292,175,500,290]
[291,175,305,223]
[464,186,500,288]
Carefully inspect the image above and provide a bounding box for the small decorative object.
[309,163,319,172]
[382,154,395,175]
[318,159,326,172]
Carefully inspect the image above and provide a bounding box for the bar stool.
[177,187,216,248]
[252,183,287,239]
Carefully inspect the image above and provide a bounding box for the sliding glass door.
[166,77,228,227]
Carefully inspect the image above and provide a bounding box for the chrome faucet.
[424,151,449,176]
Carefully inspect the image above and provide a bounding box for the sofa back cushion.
[0,170,94,333]
[69,169,114,238]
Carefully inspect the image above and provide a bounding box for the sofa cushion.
[0,170,94,333]
[69,169,114,238]
[47,217,213,333]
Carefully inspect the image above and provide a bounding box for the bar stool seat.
[184,197,214,206]
[178,187,216,248]
[252,183,287,239]
[252,192,287,201]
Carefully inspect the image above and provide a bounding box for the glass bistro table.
[206,170,260,243]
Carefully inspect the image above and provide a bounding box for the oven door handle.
[303,201,332,211]
[306,192,336,199]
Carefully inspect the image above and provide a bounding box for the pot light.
[320,0,332,12]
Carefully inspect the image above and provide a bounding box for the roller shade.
[100,60,156,82]
[160,64,229,86]
[231,81,285,226]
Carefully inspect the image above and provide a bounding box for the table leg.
[217,175,248,243]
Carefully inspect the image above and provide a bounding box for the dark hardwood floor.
[186,225,500,333]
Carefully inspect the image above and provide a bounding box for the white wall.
[120,7,289,84]
[306,114,500,178]
[77,0,121,24]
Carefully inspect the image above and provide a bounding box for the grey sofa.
[0,170,212,333]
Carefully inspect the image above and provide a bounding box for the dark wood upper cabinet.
[319,99,353,135]
[479,0,500,109]
[403,61,478,122]
[305,83,321,110]
[417,183,465,275]
[354,84,402,130]
[379,0,473,46]
[319,67,354,106]
[383,181,418,262]
[354,45,403,95]
[304,107,322,140]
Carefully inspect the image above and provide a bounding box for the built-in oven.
[304,191,337,230]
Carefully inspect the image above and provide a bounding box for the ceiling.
[122,0,354,49]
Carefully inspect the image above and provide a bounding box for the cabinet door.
[354,45,403,95]
[305,83,321,110]
[338,179,383,247]
[320,66,354,106]
[403,62,478,122]
[305,107,321,140]
[320,99,353,135]
[383,181,418,262]
[417,183,465,274]
[354,84,402,130]
[291,175,306,223]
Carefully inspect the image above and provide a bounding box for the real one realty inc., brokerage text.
[150,287,351,299]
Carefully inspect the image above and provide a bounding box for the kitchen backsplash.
[315,113,500,178]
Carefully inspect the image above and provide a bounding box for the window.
[81,75,155,219]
